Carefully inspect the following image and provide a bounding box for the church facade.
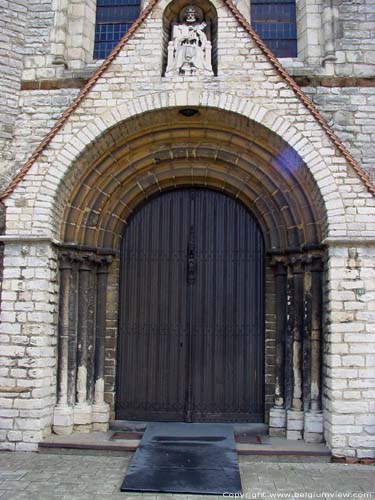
[0,0,375,459]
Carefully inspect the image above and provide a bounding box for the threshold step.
[39,431,331,462]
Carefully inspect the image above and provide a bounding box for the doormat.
[110,431,144,440]
[235,434,262,444]
[235,434,272,445]
[121,422,242,495]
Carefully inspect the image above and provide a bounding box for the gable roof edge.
[0,0,159,200]
[223,0,375,196]
[1,0,374,200]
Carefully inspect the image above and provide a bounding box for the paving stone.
[0,453,374,499]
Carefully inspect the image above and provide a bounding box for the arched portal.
[117,188,265,422]
[53,107,326,442]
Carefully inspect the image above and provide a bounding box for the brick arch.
[57,107,327,251]
[31,92,345,244]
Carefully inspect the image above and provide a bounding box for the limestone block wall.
[324,245,375,459]
[4,89,80,191]
[292,0,375,76]
[296,0,324,67]
[22,0,55,80]
[0,0,28,189]
[0,0,374,457]
[0,241,58,451]
[303,86,375,182]
[334,0,375,78]
[22,0,97,79]
[1,0,375,190]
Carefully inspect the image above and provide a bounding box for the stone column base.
[53,405,74,435]
[73,403,92,432]
[304,411,324,443]
[92,403,110,432]
[269,407,286,437]
[287,409,304,440]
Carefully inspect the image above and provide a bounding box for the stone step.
[39,430,331,462]
[110,420,269,435]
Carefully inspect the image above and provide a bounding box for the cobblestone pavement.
[0,452,374,500]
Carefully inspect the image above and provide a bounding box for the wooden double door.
[117,189,264,422]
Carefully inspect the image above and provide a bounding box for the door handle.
[187,225,196,284]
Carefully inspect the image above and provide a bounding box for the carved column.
[92,257,112,431]
[53,248,113,434]
[302,258,312,412]
[53,253,74,434]
[86,258,97,405]
[287,258,305,440]
[67,258,78,407]
[74,256,92,428]
[304,256,324,442]
[269,260,287,436]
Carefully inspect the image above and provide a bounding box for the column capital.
[270,258,288,275]
[96,255,113,272]
[289,256,304,274]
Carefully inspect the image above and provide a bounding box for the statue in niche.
[165,5,213,76]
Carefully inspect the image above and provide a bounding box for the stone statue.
[165,5,213,77]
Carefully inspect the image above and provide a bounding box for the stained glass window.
[251,0,297,58]
[94,0,141,59]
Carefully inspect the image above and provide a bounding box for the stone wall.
[1,0,375,188]
[0,0,374,458]
[334,0,375,78]
[8,89,80,186]
[303,85,375,182]
[0,0,28,190]
[0,241,58,451]
[324,245,375,459]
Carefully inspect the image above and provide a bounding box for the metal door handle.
[187,225,196,284]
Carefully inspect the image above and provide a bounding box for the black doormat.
[110,431,144,440]
[121,422,242,495]
[235,434,262,444]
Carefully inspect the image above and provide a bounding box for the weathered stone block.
[269,407,286,429]
[7,430,22,442]
[304,412,323,434]
[73,404,92,425]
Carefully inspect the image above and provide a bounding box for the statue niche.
[165,5,213,77]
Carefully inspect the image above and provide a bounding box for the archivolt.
[60,108,326,251]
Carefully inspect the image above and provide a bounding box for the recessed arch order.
[54,105,331,252]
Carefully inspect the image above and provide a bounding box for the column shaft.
[56,256,71,406]
[286,258,305,440]
[94,261,110,404]
[67,261,78,406]
[284,264,294,410]
[311,257,323,411]
[86,265,97,404]
[292,260,304,411]
[76,259,91,404]
[303,261,312,412]
[275,261,287,408]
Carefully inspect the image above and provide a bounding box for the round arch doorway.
[116,188,265,423]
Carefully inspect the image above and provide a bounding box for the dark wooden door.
[117,189,264,422]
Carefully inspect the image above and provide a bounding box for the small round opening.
[179,108,199,117]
